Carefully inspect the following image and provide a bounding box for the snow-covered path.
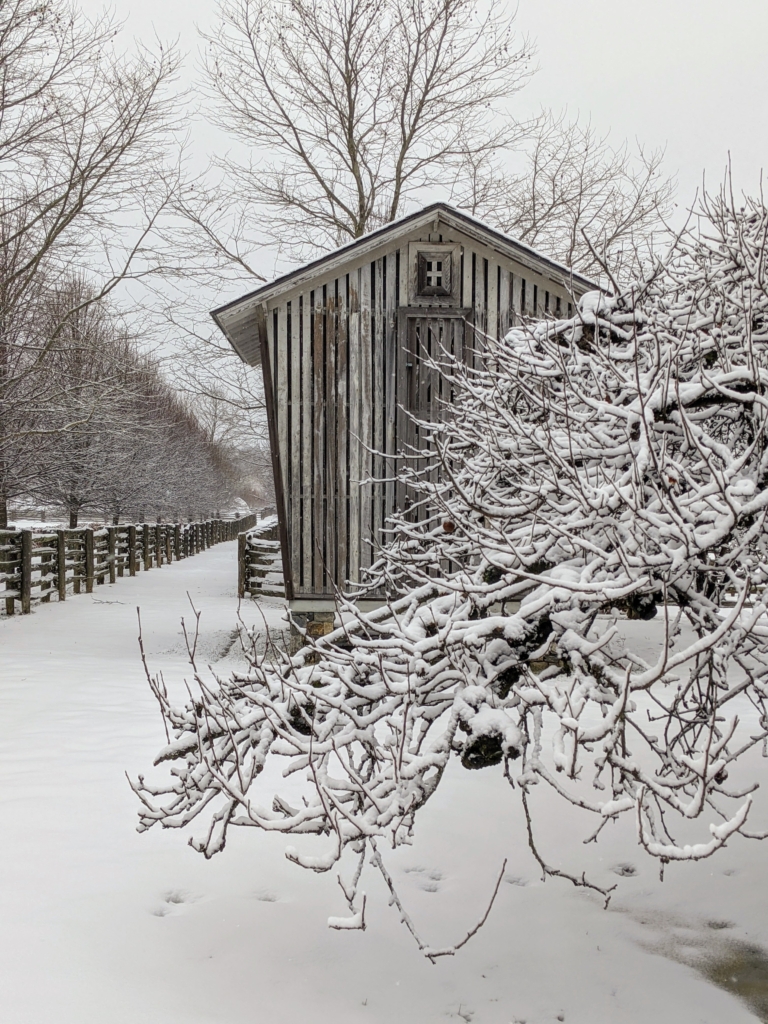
[1,544,767,1023]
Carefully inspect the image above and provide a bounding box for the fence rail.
[1,513,264,616]
[238,516,285,599]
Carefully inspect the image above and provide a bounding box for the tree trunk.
[0,494,7,530]
[69,510,78,528]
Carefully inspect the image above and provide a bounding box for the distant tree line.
[1,274,251,528]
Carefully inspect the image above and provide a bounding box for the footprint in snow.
[504,875,529,886]
[405,866,443,880]
[150,889,200,915]
[405,866,443,892]
[164,889,199,905]
[612,862,638,877]
[252,890,279,902]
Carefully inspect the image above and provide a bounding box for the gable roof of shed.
[211,202,598,366]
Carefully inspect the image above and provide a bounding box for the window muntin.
[417,251,452,297]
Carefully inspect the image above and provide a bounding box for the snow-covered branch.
[133,182,768,952]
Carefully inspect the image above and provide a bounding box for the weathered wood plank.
[290,299,302,589]
[257,303,294,599]
[326,284,338,592]
[453,305,465,368]
[301,294,312,591]
[348,269,361,585]
[416,318,429,482]
[336,276,349,589]
[487,260,499,341]
[474,254,486,367]
[511,273,521,325]
[276,304,290,562]
[372,258,385,560]
[20,530,31,613]
[108,527,116,583]
[359,264,373,573]
[313,290,325,593]
[84,529,94,593]
[499,268,511,337]
[405,315,421,514]
[238,533,246,598]
[462,248,473,314]
[384,252,398,532]
[56,530,66,601]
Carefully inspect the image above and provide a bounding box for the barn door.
[396,309,471,515]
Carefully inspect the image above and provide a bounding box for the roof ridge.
[211,203,597,322]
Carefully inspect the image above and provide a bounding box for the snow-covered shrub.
[132,186,768,951]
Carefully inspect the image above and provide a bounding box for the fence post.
[4,533,15,614]
[73,533,81,594]
[20,530,32,614]
[174,524,181,560]
[128,525,137,576]
[155,523,163,567]
[84,529,94,594]
[108,527,116,584]
[166,526,172,564]
[57,530,66,601]
[143,524,151,571]
[238,533,247,598]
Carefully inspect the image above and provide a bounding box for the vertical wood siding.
[266,240,576,597]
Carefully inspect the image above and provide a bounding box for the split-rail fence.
[0,514,261,616]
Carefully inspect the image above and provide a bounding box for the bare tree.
[0,0,182,526]
[195,0,533,262]
[452,110,675,279]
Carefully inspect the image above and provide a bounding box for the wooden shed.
[212,203,594,616]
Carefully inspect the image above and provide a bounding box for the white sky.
[80,0,768,285]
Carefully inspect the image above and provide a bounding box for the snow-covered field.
[1,541,767,1023]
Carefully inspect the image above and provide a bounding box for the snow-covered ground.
[1,542,767,1023]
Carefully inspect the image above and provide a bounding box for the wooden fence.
[0,514,262,616]
[237,516,285,599]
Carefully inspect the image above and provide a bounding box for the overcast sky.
[80,0,768,285]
